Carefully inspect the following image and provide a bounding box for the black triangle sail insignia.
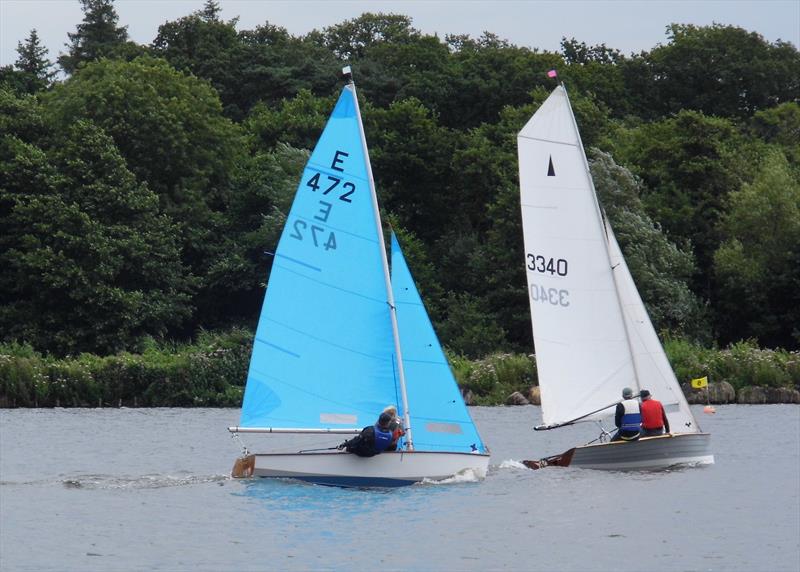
[547,156,555,177]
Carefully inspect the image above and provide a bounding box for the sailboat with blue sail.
[228,68,489,487]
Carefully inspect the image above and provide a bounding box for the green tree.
[610,110,748,296]
[44,56,244,328]
[713,150,800,348]
[559,38,630,119]
[14,30,55,93]
[154,11,338,119]
[634,24,800,119]
[45,57,241,212]
[0,91,193,354]
[205,143,308,326]
[58,0,133,74]
[590,150,705,337]
[750,102,800,166]
[321,13,419,59]
[364,97,460,243]
[244,89,334,151]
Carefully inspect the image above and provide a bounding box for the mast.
[560,83,643,394]
[345,67,415,450]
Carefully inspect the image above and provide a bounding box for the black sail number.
[526,253,568,276]
[306,172,355,202]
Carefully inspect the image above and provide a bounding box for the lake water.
[1,405,798,571]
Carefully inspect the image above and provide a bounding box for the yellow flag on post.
[691,376,709,389]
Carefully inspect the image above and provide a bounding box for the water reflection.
[232,475,484,520]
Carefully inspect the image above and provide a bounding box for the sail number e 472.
[290,150,355,251]
[526,254,568,276]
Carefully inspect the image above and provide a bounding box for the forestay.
[239,86,398,430]
[518,85,698,432]
[391,233,487,453]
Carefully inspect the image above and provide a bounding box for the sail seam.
[304,162,370,185]
[271,263,387,305]
[258,318,393,362]
[518,135,578,147]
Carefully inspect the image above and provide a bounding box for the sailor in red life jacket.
[612,387,641,441]
[639,389,671,437]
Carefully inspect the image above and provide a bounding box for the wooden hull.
[233,450,490,487]
[524,432,713,471]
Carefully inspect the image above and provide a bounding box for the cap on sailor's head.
[622,387,634,399]
[640,389,651,399]
[378,412,392,428]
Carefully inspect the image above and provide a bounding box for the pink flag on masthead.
[547,69,558,78]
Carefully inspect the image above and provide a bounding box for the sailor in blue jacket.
[338,412,394,457]
[612,387,642,441]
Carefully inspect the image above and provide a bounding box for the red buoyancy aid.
[641,399,666,429]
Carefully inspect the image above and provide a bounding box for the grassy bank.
[1,332,798,408]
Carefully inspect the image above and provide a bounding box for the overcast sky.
[1,0,798,67]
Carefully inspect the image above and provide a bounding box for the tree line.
[1,0,798,359]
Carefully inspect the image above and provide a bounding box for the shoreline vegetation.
[1,330,798,409]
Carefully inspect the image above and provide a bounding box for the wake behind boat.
[228,68,489,486]
[517,83,713,470]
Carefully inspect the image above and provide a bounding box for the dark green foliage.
[365,98,461,242]
[627,24,800,120]
[590,149,706,337]
[750,103,800,165]
[153,10,339,120]
[0,91,193,355]
[43,57,246,329]
[1,9,798,366]
[713,150,800,348]
[245,90,335,151]
[45,57,241,212]
[208,143,308,327]
[610,110,749,297]
[664,338,800,393]
[449,352,536,405]
[7,335,794,407]
[58,0,134,75]
[321,13,418,60]
[0,329,251,407]
[14,29,55,94]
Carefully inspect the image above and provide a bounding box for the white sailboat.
[228,68,489,487]
[517,84,713,470]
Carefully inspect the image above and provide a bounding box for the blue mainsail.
[391,233,487,453]
[240,85,398,429]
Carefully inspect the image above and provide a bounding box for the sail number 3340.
[526,254,568,276]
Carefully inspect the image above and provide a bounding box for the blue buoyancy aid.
[620,398,642,431]
[373,424,393,453]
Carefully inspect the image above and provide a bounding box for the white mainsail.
[518,85,699,433]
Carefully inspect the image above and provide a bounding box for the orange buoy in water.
[703,405,716,414]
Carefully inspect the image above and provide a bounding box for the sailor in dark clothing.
[381,405,405,451]
[338,412,394,457]
[611,387,641,442]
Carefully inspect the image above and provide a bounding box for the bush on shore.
[1,334,797,408]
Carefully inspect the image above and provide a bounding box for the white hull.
[526,433,713,471]
[235,450,490,487]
